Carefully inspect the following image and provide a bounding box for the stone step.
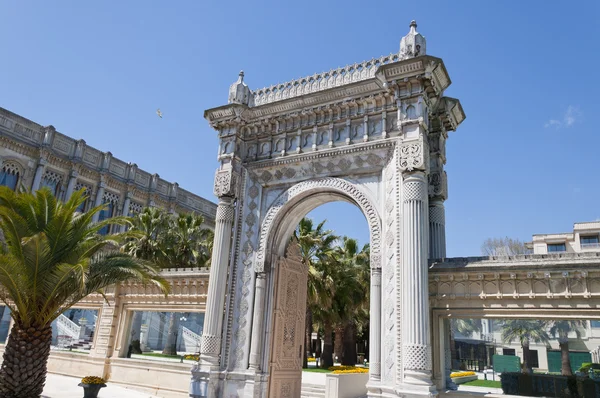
[301,383,325,398]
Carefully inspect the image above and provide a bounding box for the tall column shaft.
[248,272,267,369]
[92,182,105,223]
[369,268,382,380]
[428,199,446,260]
[31,161,46,192]
[200,197,235,366]
[401,172,433,386]
[64,171,78,200]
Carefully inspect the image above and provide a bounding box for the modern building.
[526,221,600,254]
[0,107,216,231]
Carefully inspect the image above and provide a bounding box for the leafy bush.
[579,363,600,373]
[183,354,199,361]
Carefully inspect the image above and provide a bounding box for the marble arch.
[191,21,465,398]
[255,177,382,271]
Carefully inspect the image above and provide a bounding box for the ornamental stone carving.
[398,139,428,172]
[213,168,239,198]
[428,170,447,199]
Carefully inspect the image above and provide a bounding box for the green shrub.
[579,363,600,373]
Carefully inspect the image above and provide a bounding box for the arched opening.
[256,183,380,398]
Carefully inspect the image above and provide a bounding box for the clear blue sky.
[2,1,599,256]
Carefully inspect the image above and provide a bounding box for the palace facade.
[0,107,216,230]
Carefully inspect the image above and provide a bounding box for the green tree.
[0,187,169,398]
[293,218,337,368]
[161,213,212,355]
[548,320,587,376]
[332,237,369,366]
[501,320,550,374]
[122,207,169,262]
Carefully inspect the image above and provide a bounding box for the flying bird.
[156,109,163,118]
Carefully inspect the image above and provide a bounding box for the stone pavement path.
[43,374,164,398]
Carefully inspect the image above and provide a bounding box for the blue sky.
[1,1,599,256]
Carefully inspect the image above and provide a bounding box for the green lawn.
[463,379,501,388]
[302,368,332,373]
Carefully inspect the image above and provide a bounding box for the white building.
[527,221,600,254]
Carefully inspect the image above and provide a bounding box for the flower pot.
[78,383,107,398]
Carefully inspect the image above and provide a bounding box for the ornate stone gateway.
[190,21,465,398]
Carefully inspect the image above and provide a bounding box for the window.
[503,348,516,356]
[40,170,63,196]
[530,349,539,368]
[98,201,114,235]
[581,235,600,248]
[547,243,566,252]
[0,306,11,344]
[51,309,98,352]
[591,321,600,328]
[74,183,91,213]
[0,163,19,190]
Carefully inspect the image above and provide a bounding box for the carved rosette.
[213,168,239,198]
[398,138,428,173]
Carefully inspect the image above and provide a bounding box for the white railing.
[581,242,600,249]
[56,314,80,339]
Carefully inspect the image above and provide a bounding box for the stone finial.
[400,20,426,60]
[228,70,252,106]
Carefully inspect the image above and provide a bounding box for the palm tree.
[161,213,211,355]
[501,320,550,374]
[449,319,482,369]
[548,320,587,376]
[332,237,369,366]
[293,218,337,368]
[0,187,169,398]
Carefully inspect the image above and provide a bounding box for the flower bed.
[450,371,477,384]
[328,365,369,374]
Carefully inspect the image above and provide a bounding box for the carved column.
[369,267,382,381]
[398,137,434,388]
[199,196,235,366]
[248,272,267,369]
[31,158,47,192]
[401,171,432,386]
[428,198,446,260]
[64,169,78,200]
[92,178,106,223]
[199,168,238,367]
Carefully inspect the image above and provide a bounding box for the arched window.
[98,191,120,235]
[40,170,63,197]
[0,162,21,191]
[74,182,92,213]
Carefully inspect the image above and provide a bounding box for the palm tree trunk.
[304,307,312,369]
[522,340,531,374]
[559,339,573,376]
[334,325,344,363]
[320,320,334,369]
[341,320,357,366]
[0,323,52,398]
[162,313,179,355]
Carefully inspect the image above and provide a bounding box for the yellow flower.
[328,366,369,374]
[449,371,476,378]
[81,376,106,385]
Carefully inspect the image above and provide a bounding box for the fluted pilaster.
[248,272,267,369]
[369,268,382,380]
[401,171,433,386]
[199,197,235,366]
[428,199,446,260]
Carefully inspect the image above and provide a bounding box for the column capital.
[398,137,428,174]
[213,167,240,198]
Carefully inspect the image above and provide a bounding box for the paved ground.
[43,374,162,398]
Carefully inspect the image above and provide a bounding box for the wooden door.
[267,243,307,398]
